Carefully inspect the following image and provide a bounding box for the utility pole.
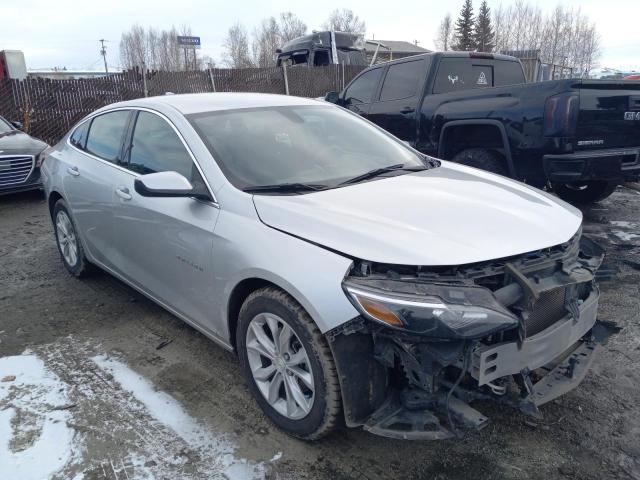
[99,39,108,73]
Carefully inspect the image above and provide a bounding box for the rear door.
[62,110,132,267]
[575,81,640,150]
[111,109,221,331]
[341,67,383,117]
[367,58,428,143]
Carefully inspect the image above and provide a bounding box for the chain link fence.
[0,65,365,146]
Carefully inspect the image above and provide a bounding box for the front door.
[341,67,384,118]
[110,110,221,333]
[367,59,427,144]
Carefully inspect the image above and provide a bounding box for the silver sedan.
[42,93,612,440]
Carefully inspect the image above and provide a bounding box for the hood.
[252,162,582,266]
[0,131,48,155]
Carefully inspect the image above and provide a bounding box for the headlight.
[344,280,519,339]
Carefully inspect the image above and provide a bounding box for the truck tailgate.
[576,80,640,150]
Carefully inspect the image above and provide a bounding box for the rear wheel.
[451,148,508,176]
[552,181,617,205]
[53,200,93,277]
[237,287,341,440]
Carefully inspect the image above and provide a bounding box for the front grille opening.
[0,156,34,186]
[525,288,567,336]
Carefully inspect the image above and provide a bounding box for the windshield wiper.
[337,163,428,186]
[243,182,328,194]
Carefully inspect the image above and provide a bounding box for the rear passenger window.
[379,60,425,101]
[127,111,199,182]
[494,60,526,86]
[344,68,382,104]
[70,121,89,149]
[85,111,130,163]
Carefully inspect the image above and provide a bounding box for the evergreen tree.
[474,0,495,52]
[452,0,475,51]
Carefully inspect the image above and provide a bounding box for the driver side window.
[127,111,201,184]
[343,68,382,104]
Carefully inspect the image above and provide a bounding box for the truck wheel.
[451,148,508,176]
[552,181,617,205]
[237,287,342,440]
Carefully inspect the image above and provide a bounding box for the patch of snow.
[270,451,283,462]
[91,355,264,480]
[0,354,79,480]
[610,221,637,228]
[612,230,640,242]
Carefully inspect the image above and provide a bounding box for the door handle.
[67,166,80,176]
[400,107,415,114]
[115,187,132,200]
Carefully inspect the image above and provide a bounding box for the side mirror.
[324,91,340,104]
[134,171,208,200]
[11,121,23,130]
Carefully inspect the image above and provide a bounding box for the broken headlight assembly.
[343,280,519,339]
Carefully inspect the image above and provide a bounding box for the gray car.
[0,115,48,195]
[42,93,615,440]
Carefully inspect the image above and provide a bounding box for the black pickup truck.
[325,52,640,204]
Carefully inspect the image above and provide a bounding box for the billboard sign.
[177,36,201,49]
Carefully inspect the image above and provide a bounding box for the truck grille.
[525,287,567,336]
[0,155,34,186]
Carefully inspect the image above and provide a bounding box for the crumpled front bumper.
[473,289,599,387]
[328,235,618,440]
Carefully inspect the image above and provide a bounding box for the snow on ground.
[92,355,265,480]
[0,344,273,479]
[0,353,80,480]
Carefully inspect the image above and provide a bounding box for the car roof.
[102,92,323,115]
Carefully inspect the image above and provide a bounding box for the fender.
[437,119,516,178]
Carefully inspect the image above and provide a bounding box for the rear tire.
[53,199,93,277]
[451,148,508,176]
[237,287,341,440]
[552,181,617,205]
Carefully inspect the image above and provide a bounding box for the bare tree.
[279,12,307,43]
[434,14,454,51]
[120,24,203,71]
[222,23,254,68]
[252,17,281,68]
[322,8,366,34]
[488,1,601,76]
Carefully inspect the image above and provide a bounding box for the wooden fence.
[0,65,365,145]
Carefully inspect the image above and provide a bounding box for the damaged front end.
[327,230,619,440]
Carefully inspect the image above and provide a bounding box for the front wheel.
[237,287,342,440]
[552,181,617,205]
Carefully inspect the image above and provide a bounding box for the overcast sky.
[3,0,639,72]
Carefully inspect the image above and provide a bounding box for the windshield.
[188,105,431,191]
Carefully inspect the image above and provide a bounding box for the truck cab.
[327,52,640,204]
[276,31,368,67]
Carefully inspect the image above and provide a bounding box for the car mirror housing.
[134,171,208,199]
[324,91,340,104]
[11,121,23,130]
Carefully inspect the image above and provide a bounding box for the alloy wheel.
[245,312,315,420]
[56,210,78,267]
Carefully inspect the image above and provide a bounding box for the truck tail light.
[544,93,579,137]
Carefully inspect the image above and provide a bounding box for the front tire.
[237,287,341,440]
[552,181,617,205]
[451,148,508,176]
[53,199,93,277]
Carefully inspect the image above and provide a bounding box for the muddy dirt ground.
[1,187,639,480]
